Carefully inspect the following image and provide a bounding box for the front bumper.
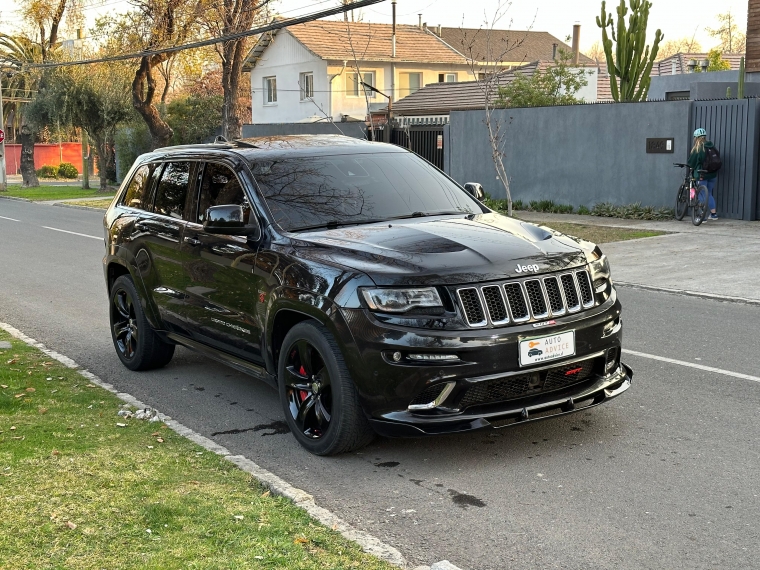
[367,363,632,437]
[334,288,631,436]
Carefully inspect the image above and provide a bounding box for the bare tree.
[457,2,531,217]
[130,0,203,149]
[203,0,272,140]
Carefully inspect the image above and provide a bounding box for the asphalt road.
[2,199,759,570]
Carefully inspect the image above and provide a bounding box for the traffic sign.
[0,129,4,143]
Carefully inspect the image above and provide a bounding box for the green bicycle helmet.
[693,128,707,137]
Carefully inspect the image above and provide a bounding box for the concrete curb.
[0,195,32,202]
[616,281,760,306]
[52,202,109,212]
[0,321,464,570]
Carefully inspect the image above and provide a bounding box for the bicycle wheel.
[675,183,689,220]
[692,184,708,226]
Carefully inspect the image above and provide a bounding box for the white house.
[244,20,475,124]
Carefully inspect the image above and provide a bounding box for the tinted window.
[197,163,250,224]
[121,164,156,210]
[154,162,192,219]
[250,152,482,231]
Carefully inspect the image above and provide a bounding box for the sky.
[0,0,750,53]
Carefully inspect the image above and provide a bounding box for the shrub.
[591,202,674,220]
[527,199,574,214]
[577,205,591,215]
[35,165,59,179]
[57,162,79,179]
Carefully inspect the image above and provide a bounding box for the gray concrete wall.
[242,122,367,139]
[648,71,760,100]
[447,100,693,208]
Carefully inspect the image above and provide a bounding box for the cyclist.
[687,128,719,220]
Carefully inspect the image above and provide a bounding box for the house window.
[264,76,277,104]
[399,72,422,98]
[438,73,457,83]
[347,71,376,98]
[300,72,314,100]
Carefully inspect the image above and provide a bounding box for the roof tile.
[285,21,468,64]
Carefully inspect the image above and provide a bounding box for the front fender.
[105,247,163,331]
[264,287,361,381]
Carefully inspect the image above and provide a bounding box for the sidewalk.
[519,212,760,303]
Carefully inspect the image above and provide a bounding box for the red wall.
[4,143,87,175]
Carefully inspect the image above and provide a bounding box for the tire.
[675,183,688,221]
[110,275,175,371]
[692,184,709,226]
[278,321,374,456]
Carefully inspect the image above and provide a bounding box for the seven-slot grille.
[456,269,595,328]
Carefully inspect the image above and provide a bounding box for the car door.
[139,160,198,335]
[179,160,265,365]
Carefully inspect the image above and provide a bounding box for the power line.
[20,0,386,69]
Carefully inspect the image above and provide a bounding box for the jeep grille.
[455,269,595,328]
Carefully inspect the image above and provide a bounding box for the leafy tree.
[596,0,663,102]
[165,94,224,144]
[28,63,133,191]
[706,49,732,71]
[495,49,590,108]
[706,11,746,54]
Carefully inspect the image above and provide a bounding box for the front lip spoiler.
[368,363,633,437]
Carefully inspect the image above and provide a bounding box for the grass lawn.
[526,221,666,244]
[0,330,394,570]
[1,185,115,201]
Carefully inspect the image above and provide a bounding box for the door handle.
[184,236,201,246]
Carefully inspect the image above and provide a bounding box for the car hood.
[289,213,591,286]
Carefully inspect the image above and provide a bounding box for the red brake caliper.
[299,365,309,400]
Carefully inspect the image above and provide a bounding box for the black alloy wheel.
[278,322,374,455]
[284,340,333,439]
[109,275,175,371]
[113,288,138,360]
[675,183,688,220]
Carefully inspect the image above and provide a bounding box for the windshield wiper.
[289,219,387,232]
[391,210,469,220]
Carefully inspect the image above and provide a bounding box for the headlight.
[361,287,443,313]
[589,255,612,292]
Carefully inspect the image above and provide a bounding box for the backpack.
[703,146,722,172]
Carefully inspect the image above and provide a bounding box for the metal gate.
[391,126,445,170]
[691,99,760,221]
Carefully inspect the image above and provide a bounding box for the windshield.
[249,152,484,231]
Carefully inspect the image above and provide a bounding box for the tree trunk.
[221,40,247,141]
[19,114,39,188]
[132,56,174,150]
[93,135,109,193]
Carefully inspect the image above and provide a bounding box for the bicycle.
[673,163,709,226]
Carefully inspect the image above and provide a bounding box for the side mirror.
[463,182,485,201]
[203,204,261,240]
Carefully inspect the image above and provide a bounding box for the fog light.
[392,351,402,362]
[605,347,620,372]
[407,353,460,362]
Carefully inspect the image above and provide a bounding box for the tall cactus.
[596,0,663,101]
[738,56,745,99]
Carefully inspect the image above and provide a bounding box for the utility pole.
[81,130,90,189]
[0,74,6,192]
[388,0,396,143]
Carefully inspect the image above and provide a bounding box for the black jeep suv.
[103,135,632,455]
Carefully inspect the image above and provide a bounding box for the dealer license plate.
[519,331,576,366]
